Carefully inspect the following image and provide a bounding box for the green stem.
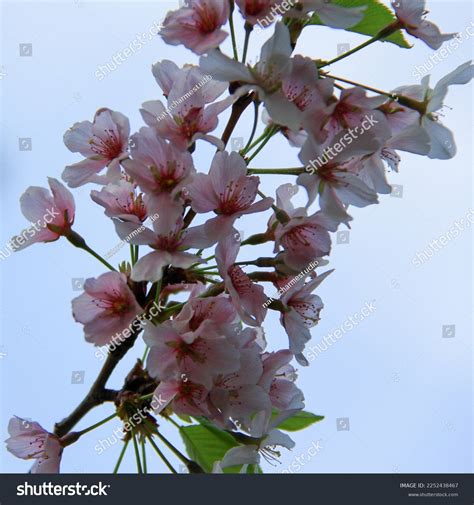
[247,167,303,175]
[146,435,178,474]
[318,21,402,68]
[132,432,143,474]
[243,101,260,153]
[246,127,279,164]
[67,231,117,271]
[113,439,129,474]
[130,244,136,265]
[325,74,396,99]
[242,23,252,63]
[155,430,190,466]
[240,128,271,155]
[76,412,117,437]
[228,0,239,60]
[141,438,148,474]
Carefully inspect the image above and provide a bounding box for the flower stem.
[132,431,143,474]
[76,412,117,437]
[242,23,252,63]
[318,21,402,68]
[240,127,271,155]
[243,100,260,153]
[228,0,239,60]
[141,438,148,474]
[247,167,303,175]
[246,126,280,164]
[146,435,178,474]
[113,439,129,474]
[325,73,396,99]
[67,231,117,271]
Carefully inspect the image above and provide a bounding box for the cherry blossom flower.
[201,22,302,130]
[209,330,271,427]
[160,0,229,55]
[289,0,366,29]
[151,378,211,417]
[152,60,227,103]
[186,151,273,242]
[392,0,456,49]
[305,87,390,144]
[90,179,147,223]
[145,324,240,390]
[5,417,63,473]
[62,108,129,188]
[259,350,304,410]
[235,0,285,26]
[214,409,296,470]
[113,217,214,282]
[391,61,473,159]
[278,269,333,364]
[216,233,268,326]
[72,271,143,346]
[12,178,75,251]
[122,127,195,225]
[141,65,234,150]
[298,130,388,225]
[271,184,337,270]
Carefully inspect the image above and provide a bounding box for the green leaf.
[307,0,410,49]
[180,423,239,473]
[276,411,325,432]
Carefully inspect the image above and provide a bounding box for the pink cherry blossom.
[62,108,129,188]
[393,61,473,159]
[122,127,195,225]
[12,177,75,251]
[215,409,296,470]
[235,0,285,26]
[72,271,143,346]
[5,417,63,473]
[278,270,332,364]
[141,66,234,150]
[152,378,211,417]
[392,0,456,50]
[90,179,147,223]
[216,233,268,326]
[270,185,337,271]
[152,60,227,103]
[290,0,366,29]
[144,317,240,390]
[160,0,229,55]
[113,217,214,282]
[201,23,303,131]
[186,151,273,242]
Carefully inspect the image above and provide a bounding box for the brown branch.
[54,330,140,437]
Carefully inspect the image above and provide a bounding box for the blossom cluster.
[5,0,472,473]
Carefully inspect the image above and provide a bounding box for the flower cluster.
[5,0,472,473]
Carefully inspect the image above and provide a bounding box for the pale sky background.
[0,0,472,474]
